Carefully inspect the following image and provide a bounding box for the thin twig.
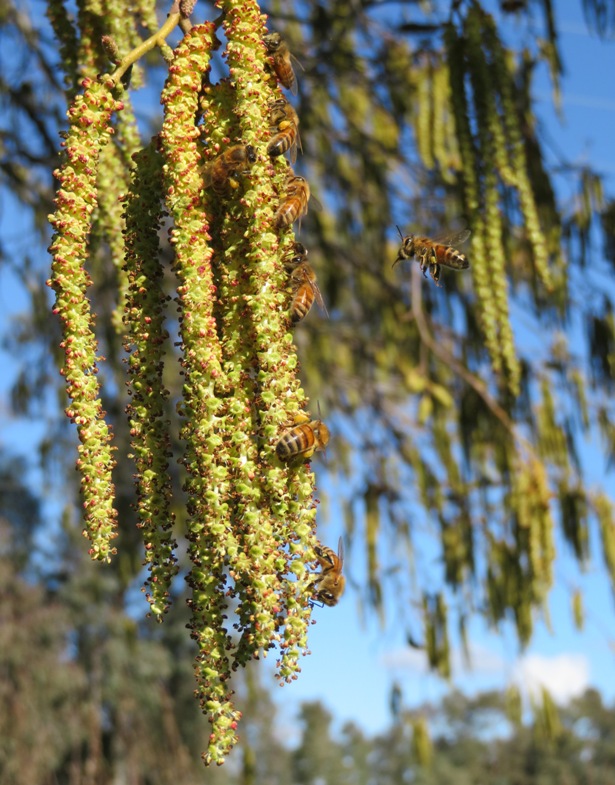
[109,10,182,86]
[409,264,535,458]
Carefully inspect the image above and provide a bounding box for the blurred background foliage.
[2,0,615,780]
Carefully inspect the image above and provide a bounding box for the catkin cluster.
[48,0,333,766]
[442,8,557,394]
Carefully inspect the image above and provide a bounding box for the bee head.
[263,32,282,52]
[393,228,414,267]
[314,421,330,451]
[292,241,308,261]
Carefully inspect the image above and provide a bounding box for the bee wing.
[289,129,303,165]
[311,279,329,318]
[337,536,344,569]
[289,53,304,95]
[431,228,471,247]
[290,52,304,72]
[201,161,213,189]
[309,193,323,212]
[289,138,298,165]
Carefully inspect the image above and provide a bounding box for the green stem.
[109,11,181,85]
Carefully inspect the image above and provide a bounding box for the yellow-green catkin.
[411,716,433,767]
[594,493,615,591]
[413,55,435,171]
[93,140,131,332]
[482,13,553,291]
[101,0,148,88]
[431,60,460,181]
[470,221,504,377]
[205,10,286,671]
[506,683,523,727]
[46,0,80,96]
[534,686,561,743]
[511,457,554,602]
[536,378,569,467]
[47,78,124,561]
[219,0,318,685]
[123,139,178,620]
[444,25,502,376]
[485,531,534,645]
[466,8,515,185]
[76,1,119,80]
[465,8,520,393]
[198,79,268,669]
[423,592,451,679]
[159,22,239,765]
[89,89,143,334]
[134,0,162,39]
[365,484,382,614]
[572,589,584,630]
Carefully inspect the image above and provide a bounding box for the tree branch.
[109,10,182,86]
[409,264,535,458]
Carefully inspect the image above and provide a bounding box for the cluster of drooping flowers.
[48,0,332,766]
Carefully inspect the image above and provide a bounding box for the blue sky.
[1,0,615,745]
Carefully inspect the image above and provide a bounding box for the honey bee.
[289,262,327,323]
[276,411,330,462]
[202,144,256,194]
[393,227,470,284]
[263,32,298,95]
[274,175,312,229]
[311,537,346,607]
[267,98,301,164]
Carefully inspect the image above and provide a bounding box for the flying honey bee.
[311,537,346,607]
[393,227,470,284]
[274,175,312,229]
[289,262,327,323]
[276,411,330,462]
[263,32,298,95]
[267,98,301,164]
[202,144,256,194]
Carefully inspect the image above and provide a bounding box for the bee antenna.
[395,225,404,241]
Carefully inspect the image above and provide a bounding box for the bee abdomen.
[446,251,469,269]
[274,201,299,229]
[290,287,313,323]
[276,424,315,460]
[267,135,289,157]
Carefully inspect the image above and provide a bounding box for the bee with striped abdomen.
[393,227,470,284]
[311,537,345,607]
[289,261,327,323]
[274,175,312,229]
[267,97,301,164]
[276,411,329,462]
[263,32,299,95]
[202,144,256,194]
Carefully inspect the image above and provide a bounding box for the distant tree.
[338,722,372,785]
[293,701,346,784]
